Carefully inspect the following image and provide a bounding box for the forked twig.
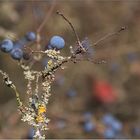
[56,10,126,54]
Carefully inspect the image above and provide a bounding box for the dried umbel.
[0,10,125,139]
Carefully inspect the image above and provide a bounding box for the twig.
[56,11,81,45]
[93,26,126,46]
[37,0,56,34]
[0,70,23,107]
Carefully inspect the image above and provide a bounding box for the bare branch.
[93,26,126,47]
[56,11,81,44]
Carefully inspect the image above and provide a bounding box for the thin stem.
[0,70,23,107]
[32,50,46,54]
[35,74,40,94]
[36,0,56,34]
[56,11,81,44]
[93,26,126,46]
[31,0,38,31]
[11,85,23,107]
[31,0,56,66]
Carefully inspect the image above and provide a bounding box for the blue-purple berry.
[83,120,95,133]
[102,113,115,126]
[49,35,65,49]
[23,52,31,60]
[111,120,123,132]
[10,48,23,60]
[25,32,36,41]
[103,128,116,138]
[0,39,13,53]
[66,89,77,98]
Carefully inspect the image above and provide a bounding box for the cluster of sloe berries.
[102,113,123,138]
[0,32,36,60]
[82,112,123,138]
[0,33,65,61]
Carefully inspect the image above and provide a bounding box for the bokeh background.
[0,0,140,139]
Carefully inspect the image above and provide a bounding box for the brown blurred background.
[0,0,140,139]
